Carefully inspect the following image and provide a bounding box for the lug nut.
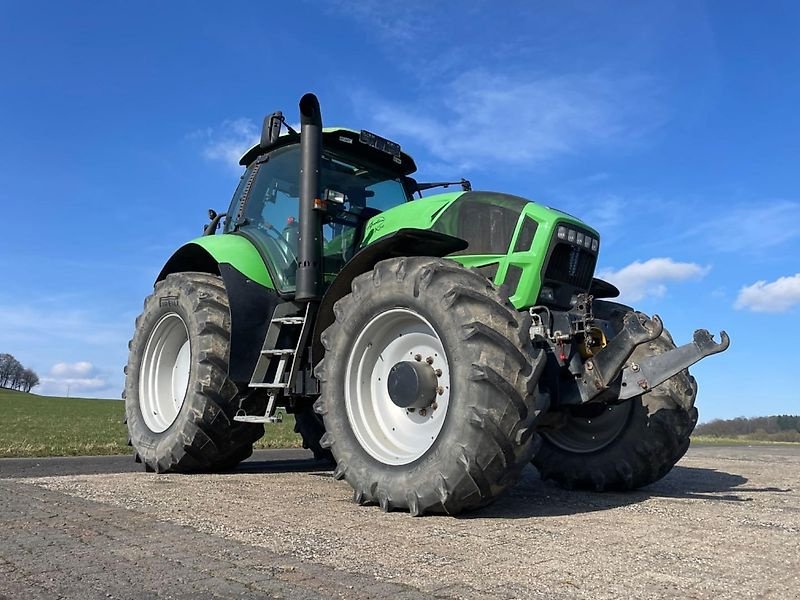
[631,362,640,372]
[436,386,444,395]
[425,356,434,365]
[414,354,422,362]
[419,408,427,416]
[431,402,438,410]
[435,368,442,377]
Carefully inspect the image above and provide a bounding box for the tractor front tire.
[125,272,263,473]
[315,257,547,515]
[534,308,698,491]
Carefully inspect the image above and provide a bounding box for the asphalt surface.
[0,448,316,479]
[1,444,798,599]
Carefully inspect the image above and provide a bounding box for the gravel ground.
[1,444,798,599]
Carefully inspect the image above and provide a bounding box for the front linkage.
[531,294,729,409]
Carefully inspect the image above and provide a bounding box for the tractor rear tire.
[124,272,264,473]
[314,257,547,515]
[533,307,698,491]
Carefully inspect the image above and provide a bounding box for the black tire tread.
[125,272,263,473]
[314,257,547,515]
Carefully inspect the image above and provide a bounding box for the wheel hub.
[387,360,438,409]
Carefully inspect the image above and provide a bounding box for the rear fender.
[157,235,274,289]
[157,235,279,384]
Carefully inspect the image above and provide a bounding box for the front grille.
[544,243,597,291]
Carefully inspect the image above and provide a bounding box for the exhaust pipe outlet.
[296,93,323,301]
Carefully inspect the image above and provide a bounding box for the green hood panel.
[185,235,274,289]
[361,192,464,246]
[360,191,598,309]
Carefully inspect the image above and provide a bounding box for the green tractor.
[124,93,729,515]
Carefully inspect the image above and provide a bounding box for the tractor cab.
[226,128,417,294]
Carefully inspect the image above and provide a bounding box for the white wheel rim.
[139,312,191,433]
[344,308,451,466]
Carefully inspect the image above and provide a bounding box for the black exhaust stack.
[295,93,323,302]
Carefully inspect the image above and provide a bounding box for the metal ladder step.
[271,316,305,325]
[249,382,287,389]
[233,413,284,424]
[260,349,295,356]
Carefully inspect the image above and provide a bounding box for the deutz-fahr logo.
[370,216,386,231]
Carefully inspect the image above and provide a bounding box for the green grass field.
[0,388,302,458]
[2,388,796,458]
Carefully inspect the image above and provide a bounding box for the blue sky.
[1,1,798,420]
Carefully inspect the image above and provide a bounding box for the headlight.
[557,225,599,253]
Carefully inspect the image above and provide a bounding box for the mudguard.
[157,235,279,384]
[157,234,274,289]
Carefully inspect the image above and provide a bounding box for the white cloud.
[51,361,95,378]
[359,69,661,173]
[735,273,800,313]
[193,118,258,170]
[38,361,112,398]
[598,258,710,302]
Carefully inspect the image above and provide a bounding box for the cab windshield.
[225,144,408,292]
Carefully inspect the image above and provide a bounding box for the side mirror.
[203,210,227,236]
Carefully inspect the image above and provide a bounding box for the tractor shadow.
[221,452,791,520]
[466,465,791,520]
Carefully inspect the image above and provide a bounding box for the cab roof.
[238,127,417,176]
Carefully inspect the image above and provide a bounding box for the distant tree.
[696,415,800,437]
[19,368,39,393]
[0,354,39,392]
[0,354,23,388]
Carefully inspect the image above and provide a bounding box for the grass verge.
[692,435,800,446]
[0,388,301,458]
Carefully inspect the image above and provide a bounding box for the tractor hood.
[360,191,600,310]
[362,191,597,248]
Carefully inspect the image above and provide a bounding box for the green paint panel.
[188,235,274,289]
[362,191,598,309]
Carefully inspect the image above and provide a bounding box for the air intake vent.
[544,243,597,291]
